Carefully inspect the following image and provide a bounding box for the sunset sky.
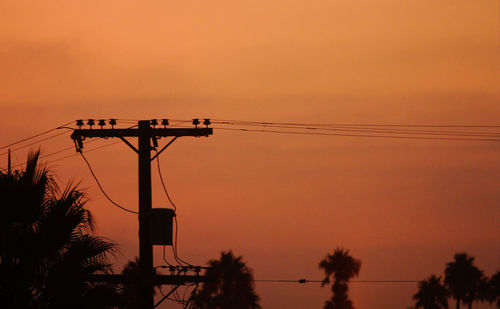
[1,1,500,308]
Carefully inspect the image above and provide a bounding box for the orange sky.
[1,1,500,308]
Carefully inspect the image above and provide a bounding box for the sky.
[1,0,500,308]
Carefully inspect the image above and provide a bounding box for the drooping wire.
[79,151,138,215]
[183,284,199,309]
[155,148,193,266]
[172,216,193,266]
[0,121,74,150]
[156,149,176,212]
[0,130,70,156]
[42,141,121,166]
[8,139,100,169]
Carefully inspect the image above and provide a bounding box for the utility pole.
[71,119,212,309]
[7,148,11,175]
[138,120,154,308]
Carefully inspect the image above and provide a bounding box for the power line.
[6,122,142,169]
[216,122,500,138]
[0,121,74,150]
[79,151,138,215]
[155,148,194,267]
[214,127,500,142]
[155,149,183,266]
[212,119,500,128]
[172,216,193,266]
[43,140,122,166]
[8,139,100,169]
[0,130,70,156]
[255,279,419,283]
[156,150,177,212]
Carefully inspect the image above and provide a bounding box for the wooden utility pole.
[71,119,212,309]
[138,120,154,308]
[7,148,11,175]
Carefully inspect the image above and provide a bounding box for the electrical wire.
[214,127,500,142]
[155,149,183,266]
[0,121,74,150]
[0,131,70,156]
[155,148,193,266]
[9,121,139,169]
[254,279,418,283]
[211,119,500,128]
[8,139,100,169]
[39,141,121,167]
[212,119,500,141]
[172,216,193,266]
[184,284,199,309]
[156,150,177,212]
[79,151,138,215]
[217,122,500,138]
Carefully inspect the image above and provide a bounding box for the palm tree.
[319,248,361,309]
[120,257,160,309]
[444,253,483,309]
[413,275,449,309]
[191,250,260,309]
[0,150,121,309]
[489,271,500,308]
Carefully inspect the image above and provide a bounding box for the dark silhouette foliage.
[0,150,121,309]
[120,257,160,309]
[489,271,500,308]
[411,252,497,309]
[319,248,361,309]
[191,250,260,309]
[413,275,449,309]
[444,253,483,309]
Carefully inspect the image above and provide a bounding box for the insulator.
[98,119,106,128]
[161,119,169,127]
[192,118,200,127]
[87,119,95,127]
[151,119,158,127]
[76,119,84,128]
[109,119,117,126]
[203,118,211,127]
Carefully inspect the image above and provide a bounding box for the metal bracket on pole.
[151,136,178,161]
[73,138,83,153]
[119,137,139,154]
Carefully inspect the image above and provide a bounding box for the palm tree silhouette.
[120,257,160,309]
[488,271,500,308]
[319,248,361,309]
[444,253,483,309]
[0,150,120,308]
[413,275,449,309]
[191,250,260,309]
